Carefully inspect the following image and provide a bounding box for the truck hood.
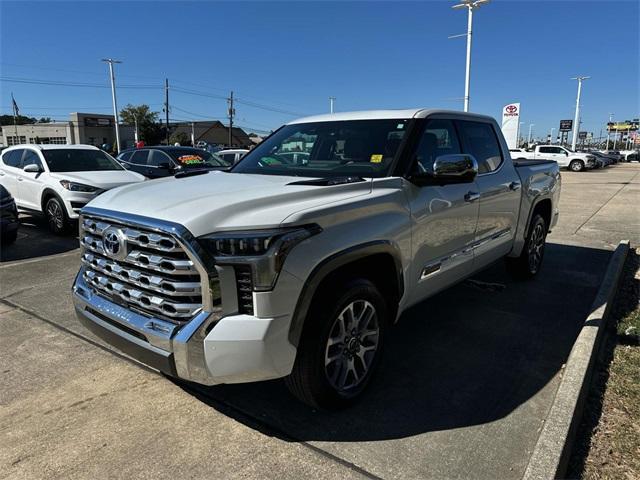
[86,171,372,236]
[49,170,146,190]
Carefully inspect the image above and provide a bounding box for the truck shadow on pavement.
[180,242,612,442]
[0,214,78,263]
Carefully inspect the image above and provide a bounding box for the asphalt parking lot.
[1,163,638,479]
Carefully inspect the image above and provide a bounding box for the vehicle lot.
[1,163,638,479]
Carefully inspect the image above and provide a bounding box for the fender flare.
[287,240,404,347]
[41,188,68,215]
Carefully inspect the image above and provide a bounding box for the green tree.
[169,131,189,146]
[0,114,37,125]
[119,104,163,144]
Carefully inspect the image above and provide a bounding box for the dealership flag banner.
[501,103,520,149]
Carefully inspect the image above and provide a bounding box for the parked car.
[216,148,250,165]
[0,144,145,234]
[117,146,231,179]
[589,152,615,166]
[510,145,596,172]
[619,149,639,162]
[0,184,19,245]
[73,109,560,408]
[600,150,623,161]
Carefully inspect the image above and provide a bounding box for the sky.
[1,0,638,140]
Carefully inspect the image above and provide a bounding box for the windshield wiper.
[287,176,366,186]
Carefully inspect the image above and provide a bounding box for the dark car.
[116,146,232,179]
[0,184,19,245]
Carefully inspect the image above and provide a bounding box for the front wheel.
[285,278,388,409]
[506,214,547,279]
[569,160,585,172]
[45,197,69,235]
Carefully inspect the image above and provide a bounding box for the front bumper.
[72,270,297,385]
[62,192,97,219]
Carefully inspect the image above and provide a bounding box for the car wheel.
[506,214,547,280]
[45,197,69,235]
[285,278,388,409]
[569,160,584,172]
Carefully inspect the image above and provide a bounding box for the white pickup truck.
[509,145,596,172]
[72,109,561,409]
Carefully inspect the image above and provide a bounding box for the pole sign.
[501,102,520,149]
[559,120,573,132]
[607,121,639,132]
[578,131,587,140]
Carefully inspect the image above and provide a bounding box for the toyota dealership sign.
[501,103,520,149]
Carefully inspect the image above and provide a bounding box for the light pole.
[528,124,535,145]
[606,113,613,150]
[571,76,590,151]
[518,121,524,147]
[133,115,139,144]
[451,0,490,112]
[549,128,555,144]
[101,58,122,153]
[329,96,336,114]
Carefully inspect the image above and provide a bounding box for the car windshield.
[165,148,231,168]
[232,119,410,178]
[43,149,124,172]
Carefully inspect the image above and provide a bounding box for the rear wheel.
[285,278,388,409]
[45,197,69,235]
[506,214,547,279]
[569,160,584,172]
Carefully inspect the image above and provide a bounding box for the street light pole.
[329,96,336,114]
[101,58,122,153]
[549,127,555,144]
[528,124,535,145]
[606,113,613,150]
[518,121,524,147]
[451,0,490,112]
[571,76,590,151]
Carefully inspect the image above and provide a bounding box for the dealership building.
[1,112,135,149]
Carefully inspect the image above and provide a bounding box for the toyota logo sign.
[505,105,518,114]
[102,227,128,261]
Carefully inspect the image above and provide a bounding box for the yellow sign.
[370,154,383,163]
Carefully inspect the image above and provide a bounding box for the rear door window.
[148,150,174,167]
[129,150,150,165]
[457,121,504,174]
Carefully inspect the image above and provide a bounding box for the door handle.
[509,181,521,191]
[464,191,480,202]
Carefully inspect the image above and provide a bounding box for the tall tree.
[119,104,163,144]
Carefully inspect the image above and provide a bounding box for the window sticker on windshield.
[177,155,204,165]
[370,154,383,163]
[397,123,404,129]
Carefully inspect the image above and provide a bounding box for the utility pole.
[101,58,122,153]
[191,122,195,147]
[227,91,235,147]
[451,0,490,112]
[164,78,170,145]
[571,76,590,151]
[329,96,336,114]
[134,115,139,144]
[528,124,535,145]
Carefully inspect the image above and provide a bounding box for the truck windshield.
[43,149,124,172]
[232,119,409,178]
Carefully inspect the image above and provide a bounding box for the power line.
[0,76,161,89]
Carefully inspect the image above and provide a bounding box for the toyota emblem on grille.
[102,227,128,260]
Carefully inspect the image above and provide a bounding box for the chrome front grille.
[80,215,204,322]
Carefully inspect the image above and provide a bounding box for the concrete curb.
[522,240,630,480]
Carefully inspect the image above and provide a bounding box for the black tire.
[45,196,69,235]
[506,214,547,280]
[285,278,388,409]
[569,160,584,172]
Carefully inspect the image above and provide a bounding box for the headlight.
[59,180,99,193]
[199,225,322,291]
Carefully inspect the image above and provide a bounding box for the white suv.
[0,145,145,234]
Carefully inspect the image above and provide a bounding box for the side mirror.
[23,163,42,173]
[409,154,478,186]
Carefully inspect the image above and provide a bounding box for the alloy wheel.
[527,223,545,274]
[324,299,380,393]
[47,201,64,230]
